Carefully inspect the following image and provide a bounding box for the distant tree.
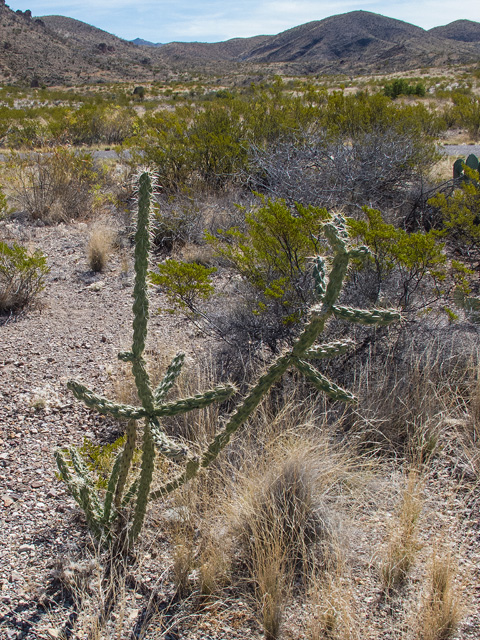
[133,86,146,100]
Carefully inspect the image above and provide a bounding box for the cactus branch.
[56,172,400,548]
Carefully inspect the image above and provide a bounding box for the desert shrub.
[150,193,207,251]
[126,102,245,192]
[150,259,216,316]
[346,207,459,312]
[384,78,426,99]
[0,241,49,313]
[0,185,10,219]
[448,93,480,139]
[247,127,439,215]
[429,171,480,271]
[5,148,103,223]
[124,84,442,195]
[210,198,328,330]
[64,104,135,145]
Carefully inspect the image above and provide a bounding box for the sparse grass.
[87,220,117,272]
[416,552,461,640]
[380,470,423,592]
[307,572,359,640]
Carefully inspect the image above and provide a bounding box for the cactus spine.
[56,172,400,547]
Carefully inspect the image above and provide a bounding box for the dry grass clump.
[416,552,461,640]
[350,333,478,458]
[307,573,359,640]
[230,441,343,639]
[87,220,117,272]
[380,470,423,592]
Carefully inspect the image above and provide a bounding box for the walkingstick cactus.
[56,171,400,547]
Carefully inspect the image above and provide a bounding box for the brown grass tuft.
[87,220,117,272]
[380,469,423,592]
[416,551,461,640]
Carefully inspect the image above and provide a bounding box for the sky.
[8,1,480,43]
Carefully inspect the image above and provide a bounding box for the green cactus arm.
[200,354,292,468]
[312,256,326,301]
[324,217,349,253]
[70,448,104,516]
[148,458,201,501]
[154,352,185,404]
[121,478,139,508]
[114,420,137,508]
[102,453,123,526]
[131,356,155,414]
[55,449,81,503]
[293,358,357,403]
[152,384,236,418]
[67,381,146,419]
[132,172,153,360]
[56,450,103,532]
[130,421,156,543]
[78,483,103,539]
[332,305,401,326]
[323,252,350,307]
[70,447,93,482]
[150,417,189,461]
[304,340,354,359]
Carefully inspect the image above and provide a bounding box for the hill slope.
[429,19,480,42]
[0,6,163,85]
[155,11,480,73]
[0,7,479,84]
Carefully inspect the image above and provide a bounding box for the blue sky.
[9,1,480,43]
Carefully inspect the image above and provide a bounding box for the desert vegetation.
[1,65,480,640]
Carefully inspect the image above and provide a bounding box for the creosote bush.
[0,240,49,313]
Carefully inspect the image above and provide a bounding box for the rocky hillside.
[429,19,480,43]
[0,5,163,85]
[237,11,480,72]
[0,5,479,85]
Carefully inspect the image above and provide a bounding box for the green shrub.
[150,259,216,315]
[449,93,480,139]
[384,79,426,99]
[0,241,49,313]
[347,207,465,313]
[429,170,480,270]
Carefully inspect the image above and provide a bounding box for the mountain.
[0,6,164,85]
[131,38,163,47]
[154,11,480,73]
[243,11,425,63]
[0,5,479,85]
[429,20,480,43]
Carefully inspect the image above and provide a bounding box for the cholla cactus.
[56,173,400,547]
